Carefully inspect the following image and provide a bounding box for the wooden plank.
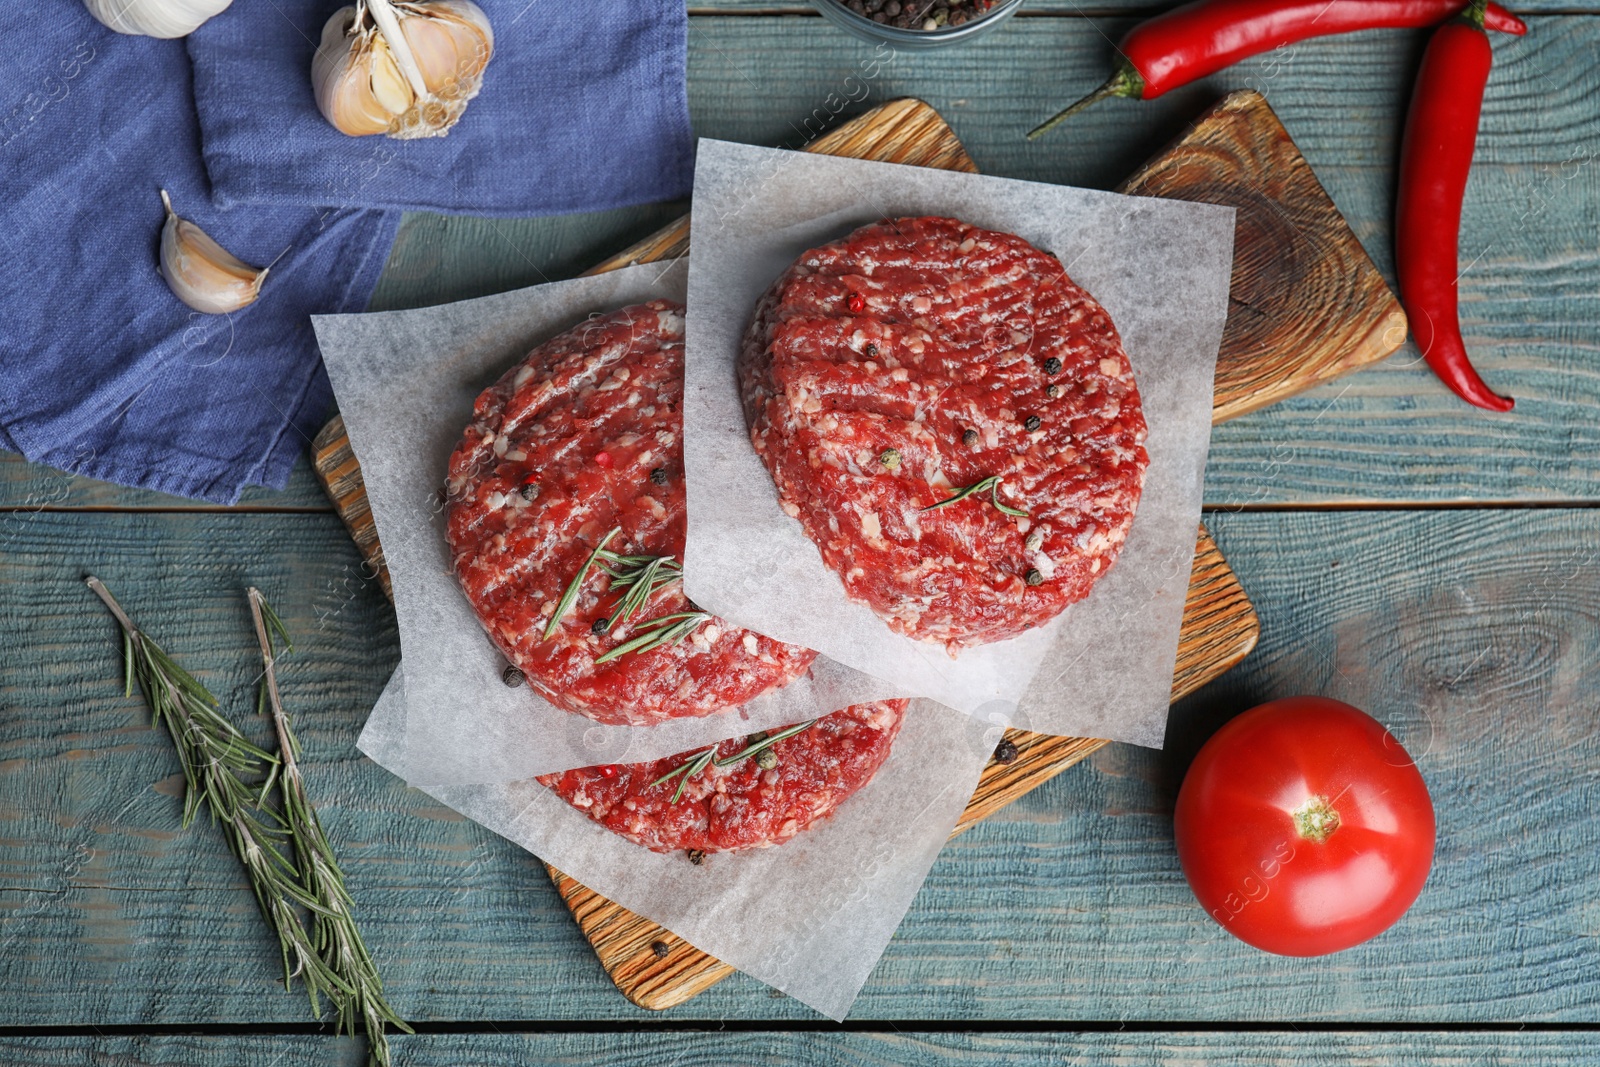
[3,1031,1600,1067]
[2,510,1597,1022]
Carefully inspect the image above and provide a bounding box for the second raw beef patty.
[739,217,1150,652]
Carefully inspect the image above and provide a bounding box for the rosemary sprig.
[248,589,411,1067]
[84,578,352,1018]
[920,474,1029,518]
[593,611,712,665]
[648,719,819,805]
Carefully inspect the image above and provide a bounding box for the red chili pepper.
[593,450,614,468]
[1028,0,1526,139]
[847,292,867,314]
[1395,0,1512,411]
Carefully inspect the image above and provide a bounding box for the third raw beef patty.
[739,216,1150,652]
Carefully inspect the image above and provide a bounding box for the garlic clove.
[368,39,416,117]
[84,0,233,38]
[158,190,268,315]
[313,10,398,137]
[401,2,493,94]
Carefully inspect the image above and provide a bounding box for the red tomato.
[1174,696,1435,956]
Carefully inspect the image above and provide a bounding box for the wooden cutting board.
[311,91,1399,1011]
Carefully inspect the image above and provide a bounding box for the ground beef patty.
[739,216,1150,652]
[446,300,816,726]
[537,699,907,853]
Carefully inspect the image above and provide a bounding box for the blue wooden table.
[2,3,1597,1063]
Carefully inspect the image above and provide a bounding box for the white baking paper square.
[683,140,1235,747]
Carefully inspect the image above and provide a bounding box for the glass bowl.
[811,0,1026,50]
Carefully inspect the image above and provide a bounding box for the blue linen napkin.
[0,3,398,504]
[187,0,694,217]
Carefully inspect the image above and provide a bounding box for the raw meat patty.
[446,300,816,726]
[537,699,908,853]
[739,216,1149,651]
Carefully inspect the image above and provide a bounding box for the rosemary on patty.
[647,719,819,804]
[921,474,1029,518]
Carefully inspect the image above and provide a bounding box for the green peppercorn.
[879,447,901,470]
[756,748,779,770]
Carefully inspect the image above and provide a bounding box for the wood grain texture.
[312,97,1269,1011]
[4,1031,1600,1067]
[1,509,1597,1022]
[1118,91,1405,422]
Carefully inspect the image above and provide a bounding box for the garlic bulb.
[158,190,268,315]
[312,0,493,140]
[83,0,233,38]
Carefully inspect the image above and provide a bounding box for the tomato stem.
[1292,795,1342,842]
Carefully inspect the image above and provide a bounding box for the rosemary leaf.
[543,527,620,640]
[592,611,712,665]
[248,588,412,1067]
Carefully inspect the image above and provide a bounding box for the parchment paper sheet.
[683,141,1236,748]
[313,263,908,786]
[358,667,992,1020]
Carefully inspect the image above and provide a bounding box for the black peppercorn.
[1043,356,1062,374]
[592,616,611,635]
[650,467,668,486]
[1025,568,1044,586]
[1046,384,1061,399]
[501,664,525,688]
[651,940,671,958]
[518,481,539,501]
[864,342,878,358]
[686,849,706,866]
[1024,415,1041,432]
[962,428,979,447]
[992,737,1019,765]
